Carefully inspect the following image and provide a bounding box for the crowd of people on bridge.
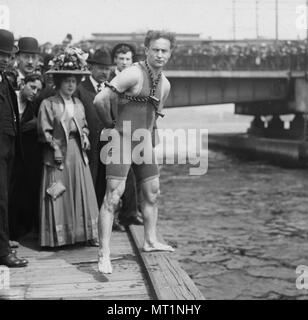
[167,40,308,71]
[36,35,308,72]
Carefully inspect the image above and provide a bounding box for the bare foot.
[9,240,19,248]
[143,241,175,252]
[98,255,113,274]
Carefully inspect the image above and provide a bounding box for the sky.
[0,0,307,44]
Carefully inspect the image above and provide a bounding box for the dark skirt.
[39,137,99,247]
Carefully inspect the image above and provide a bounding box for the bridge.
[164,70,308,142]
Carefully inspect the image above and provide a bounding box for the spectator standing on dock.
[94,30,176,274]
[0,29,28,267]
[75,49,113,214]
[9,74,43,241]
[37,48,99,247]
[16,37,41,88]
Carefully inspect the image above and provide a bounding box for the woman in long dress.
[38,48,99,247]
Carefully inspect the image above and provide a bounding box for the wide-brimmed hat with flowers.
[46,47,91,75]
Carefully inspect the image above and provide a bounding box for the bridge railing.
[165,53,306,71]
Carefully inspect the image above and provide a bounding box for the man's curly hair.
[144,30,176,50]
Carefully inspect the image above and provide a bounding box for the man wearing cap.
[16,37,41,88]
[75,49,112,207]
[0,29,28,267]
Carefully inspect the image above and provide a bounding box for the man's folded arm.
[93,66,140,128]
[93,87,118,128]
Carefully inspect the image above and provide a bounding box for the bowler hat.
[18,37,40,54]
[87,49,112,66]
[111,43,136,61]
[0,29,18,54]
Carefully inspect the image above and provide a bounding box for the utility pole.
[275,0,278,41]
[305,0,308,73]
[304,0,308,138]
[306,0,308,43]
[233,0,236,41]
[256,0,259,39]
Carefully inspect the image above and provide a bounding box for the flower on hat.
[49,47,89,72]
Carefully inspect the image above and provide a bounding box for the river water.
[156,105,308,300]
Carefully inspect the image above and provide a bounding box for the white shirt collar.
[16,91,27,116]
[17,70,25,88]
[89,75,103,92]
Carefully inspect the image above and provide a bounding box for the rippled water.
[156,106,308,300]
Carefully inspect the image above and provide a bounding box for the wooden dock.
[0,226,204,300]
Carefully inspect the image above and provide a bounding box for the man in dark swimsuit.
[94,30,176,274]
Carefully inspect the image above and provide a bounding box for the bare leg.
[98,178,126,273]
[140,178,174,252]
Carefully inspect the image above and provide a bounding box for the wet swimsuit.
[102,62,163,183]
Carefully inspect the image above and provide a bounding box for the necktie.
[97,82,102,92]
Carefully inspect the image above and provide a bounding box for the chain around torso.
[120,61,162,102]
[115,61,163,134]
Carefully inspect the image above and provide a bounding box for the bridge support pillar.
[289,114,305,140]
[265,115,284,138]
[235,100,307,140]
[264,114,306,140]
[247,113,305,140]
[247,116,265,136]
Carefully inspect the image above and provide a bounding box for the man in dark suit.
[16,37,41,88]
[75,49,112,204]
[9,74,43,240]
[76,49,126,233]
[0,29,28,267]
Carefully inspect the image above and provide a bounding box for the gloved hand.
[82,134,90,150]
[54,147,63,164]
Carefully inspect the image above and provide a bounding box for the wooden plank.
[0,288,26,300]
[9,256,131,271]
[7,294,149,301]
[14,253,132,264]
[23,280,149,299]
[3,268,152,300]
[66,294,150,300]
[128,225,205,300]
[0,230,155,300]
[18,242,132,254]
[18,231,131,254]
[10,262,144,285]
[10,259,139,272]
[15,237,133,264]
